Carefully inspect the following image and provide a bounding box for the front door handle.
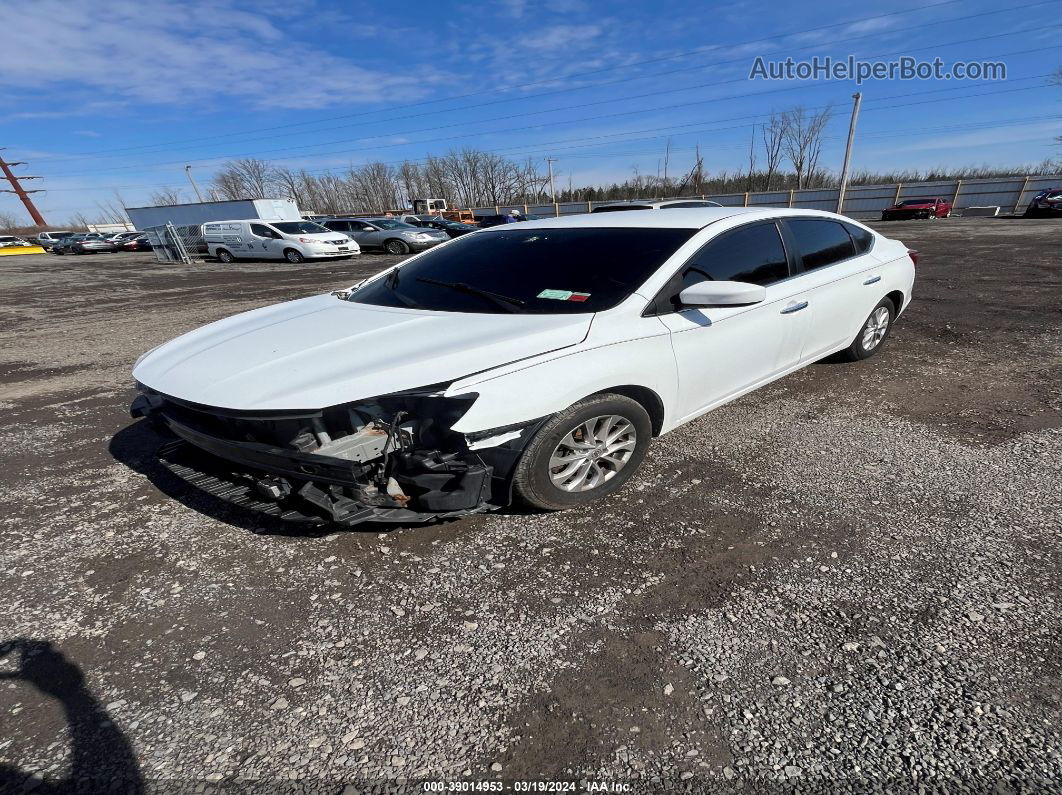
[863,275,882,285]
[780,301,809,315]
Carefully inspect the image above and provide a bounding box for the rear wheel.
[284,248,306,264]
[513,393,652,511]
[841,298,895,361]
[216,249,235,263]
[384,239,410,255]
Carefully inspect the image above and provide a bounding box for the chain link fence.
[145,223,207,264]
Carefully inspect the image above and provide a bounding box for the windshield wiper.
[415,277,526,312]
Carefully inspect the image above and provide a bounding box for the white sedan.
[130,208,915,526]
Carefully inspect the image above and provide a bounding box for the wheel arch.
[591,384,665,436]
[885,289,905,314]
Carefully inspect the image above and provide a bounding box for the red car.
[121,234,153,252]
[881,197,951,221]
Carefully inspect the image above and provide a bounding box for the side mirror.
[678,279,766,308]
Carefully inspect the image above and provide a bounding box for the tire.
[841,297,895,362]
[216,249,235,263]
[384,239,410,255]
[512,393,652,511]
[284,248,305,264]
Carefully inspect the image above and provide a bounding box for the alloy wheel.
[548,415,637,492]
[862,306,891,351]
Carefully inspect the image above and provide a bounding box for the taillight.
[907,248,919,266]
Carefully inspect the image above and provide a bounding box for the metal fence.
[468,174,1062,220]
[146,223,206,264]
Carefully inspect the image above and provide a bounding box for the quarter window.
[786,219,856,271]
[842,222,874,254]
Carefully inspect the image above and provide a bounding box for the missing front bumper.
[158,439,496,526]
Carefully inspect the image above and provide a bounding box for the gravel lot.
[1,218,1060,792]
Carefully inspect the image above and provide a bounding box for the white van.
[202,219,360,264]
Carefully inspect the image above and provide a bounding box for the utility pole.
[185,165,204,203]
[835,92,863,214]
[545,157,557,203]
[0,150,46,226]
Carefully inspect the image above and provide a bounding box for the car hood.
[133,294,592,410]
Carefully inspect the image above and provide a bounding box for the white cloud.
[73,130,102,137]
[0,0,450,111]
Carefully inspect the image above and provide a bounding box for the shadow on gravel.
[108,420,478,538]
[0,639,144,794]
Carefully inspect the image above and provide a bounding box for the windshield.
[368,219,416,230]
[271,221,331,234]
[348,227,694,314]
[899,199,934,206]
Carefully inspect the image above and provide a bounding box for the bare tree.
[0,210,20,232]
[746,126,757,192]
[149,187,183,206]
[212,158,273,199]
[781,105,833,189]
[761,112,787,191]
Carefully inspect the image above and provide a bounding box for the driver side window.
[250,223,277,239]
[650,222,789,315]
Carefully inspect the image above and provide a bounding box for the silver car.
[321,217,448,255]
[591,199,723,213]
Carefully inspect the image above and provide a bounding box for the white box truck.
[125,198,302,231]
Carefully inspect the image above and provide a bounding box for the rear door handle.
[780,301,809,314]
[863,275,882,285]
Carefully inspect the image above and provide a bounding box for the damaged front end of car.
[131,386,545,526]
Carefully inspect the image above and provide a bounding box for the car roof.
[491,207,849,230]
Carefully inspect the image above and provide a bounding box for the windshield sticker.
[537,289,592,302]
[537,289,573,300]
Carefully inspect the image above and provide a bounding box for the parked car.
[105,231,142,244]
[0,235,33,248]
[319,217,448,254]
[52,234,118,254]
[121,234,153,252]
[880,197,951,220]
[592,199,723,213]
[403,216,479,238]
[35,231,74,249]
[1023,188,1062,217]
[476,212,545,228]
[203,220,359,263]
[130,207,915,527]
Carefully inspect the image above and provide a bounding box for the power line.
[28,3,1058,170]
[44,52,1061,181]
[27,0,985,163]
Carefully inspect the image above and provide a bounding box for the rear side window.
[786,219,856,271]
[843,222,874,254]
[250,223,275,238]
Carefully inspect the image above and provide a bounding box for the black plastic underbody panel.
[158,439,494,526]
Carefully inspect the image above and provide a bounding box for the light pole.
[835,92,862,214]
[185,165,204,203]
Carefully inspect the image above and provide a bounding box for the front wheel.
[513,393,652,511]
[384,239,410,255]
[841,298,895,361]
[284,248,306,264]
